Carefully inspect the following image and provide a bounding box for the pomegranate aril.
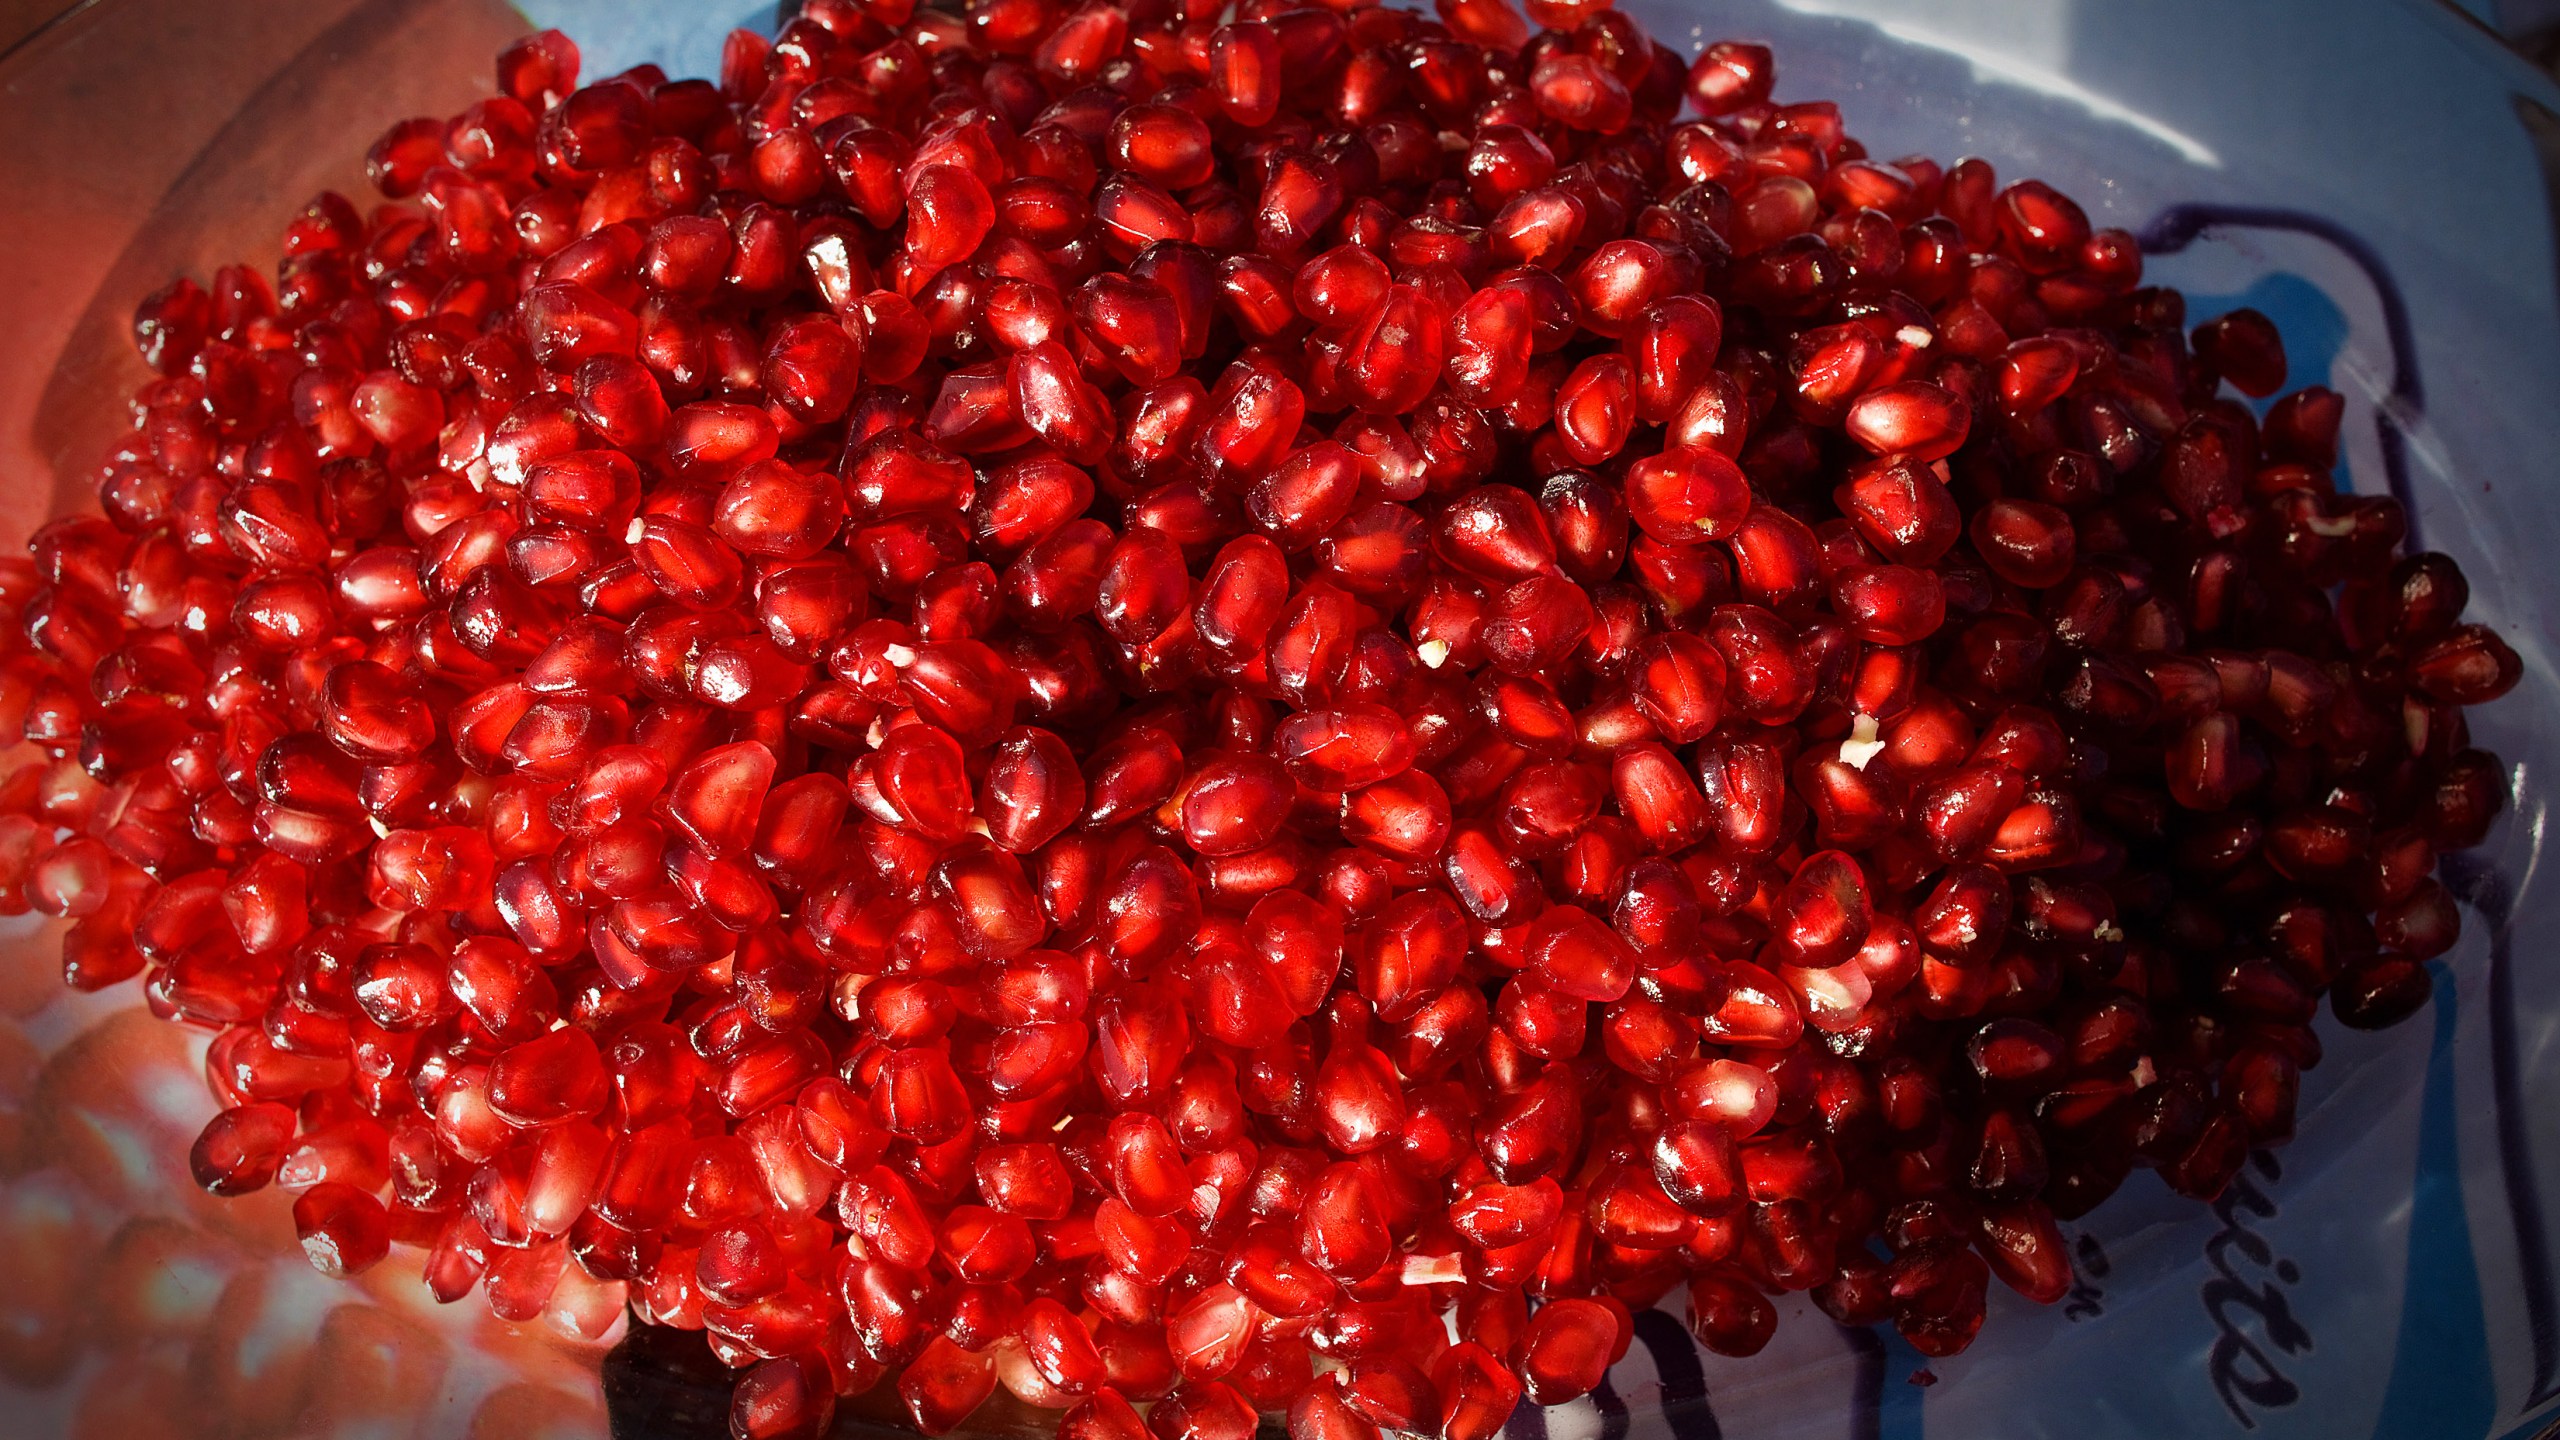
[1514,1296,1617,1405]
[190,1101,300,1195]
[902,1336,999,1436]
[2193,307,2287,397]
[290,1180,393,1279]
[1626,446,1752,544]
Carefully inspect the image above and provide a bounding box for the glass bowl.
[0,1,2554,1437]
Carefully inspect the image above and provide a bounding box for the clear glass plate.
[0,2,2555,1436]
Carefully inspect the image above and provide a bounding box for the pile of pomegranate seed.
[5,0,2524,1435]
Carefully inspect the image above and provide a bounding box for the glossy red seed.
[1687,40,1773,113]
[1524,905,1635,1002]
[1626,447,1752,544]
[2194,308,2288,397]
[293,1182,392,1278]
[1845,382,1971,460]
[1515,1297,1616,1405]
[191,1101,300,1195]
[1687,1271,1777,1357]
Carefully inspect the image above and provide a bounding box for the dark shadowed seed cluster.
[5,2,2523,1438]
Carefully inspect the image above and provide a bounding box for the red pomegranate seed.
[1625,446,1752,544]
[1515,1296,1618,1405]
[293,1181,393,1278]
